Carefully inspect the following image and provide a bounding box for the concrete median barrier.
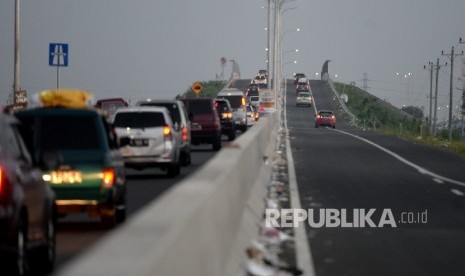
[56,112,278,276]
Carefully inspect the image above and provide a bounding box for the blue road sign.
[49,43,69,67]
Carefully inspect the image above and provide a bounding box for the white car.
[113,106,182,177]
[296,92,312,107]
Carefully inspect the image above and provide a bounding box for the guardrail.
[56,112,279,276]
[324,74,357,125]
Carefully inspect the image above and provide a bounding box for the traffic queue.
[0,85,261,275]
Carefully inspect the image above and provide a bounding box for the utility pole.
[13,0,20,106]
[267,0,273,87]
[442,46,464,142]
[424,62,434,135]
[363,73,368,92]
[432,58,447,137]
[460,38,465,137]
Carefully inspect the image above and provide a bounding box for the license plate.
[191,124,202,131]
[130,139,149,147]
[50,170,83,184]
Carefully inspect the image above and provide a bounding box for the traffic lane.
[288,82,465,275]
[53,142,221,272]
[288,123,465,276]
[308,79,465,188]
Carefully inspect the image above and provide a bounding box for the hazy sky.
[1,0,465,120]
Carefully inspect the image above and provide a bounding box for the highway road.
[287,80,465,276]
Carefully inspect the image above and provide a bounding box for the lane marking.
[433,178,444,184]
[285,84,316,276]
[451,189,465,196]
[333,128,465,188]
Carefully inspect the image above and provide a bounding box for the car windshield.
[40,116,101,150]
[114,112,166,128]
[216,101,230,112]
[319,112,334,117]
[298,93,310,98]
[187,101,213,115]
[219,96,243,108]
[139,102,181,124]
[247,91,259,97]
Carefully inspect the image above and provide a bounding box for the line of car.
[0,85,263,275]
[292,73,336,128]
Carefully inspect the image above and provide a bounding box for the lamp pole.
[13,0,20,105]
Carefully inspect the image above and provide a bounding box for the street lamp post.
[13,0,20,106]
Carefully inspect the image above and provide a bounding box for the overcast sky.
[1,0,465,120]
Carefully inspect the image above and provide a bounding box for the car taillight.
[182,127,188,142]
[101,168,115,188]
[0,167,3,194]
[332,115,335,119]
[241,97,246,106]
[163,124,172,141]
[317,115,322,119]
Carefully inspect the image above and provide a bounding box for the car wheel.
[181,150,191,166]
[167,161,181,178]
[9,217,29,276]
[212,136,222,151]
[115,193,126,224]
[35,208,56,274]
[227,130,236,141]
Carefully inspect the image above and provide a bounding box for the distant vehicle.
[296,92,312,107]
[246,104,259,127]
[249,95,260,108]
[0,113,57,275]
[136,99,191,166]
[315,110,336,128]
[296,78,310,92]
[113,106,182,177]
[95,98,128,120]
[247,83,260,94]
[215,98,236,141]
[294,73,306,84]
[16,104,127,228]
[216,88,248,132]
[253,75,267,86]
[258,69,268,77]
[181,98,222,151]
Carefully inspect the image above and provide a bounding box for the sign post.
[191,81,204,98]
[49,43,69,89]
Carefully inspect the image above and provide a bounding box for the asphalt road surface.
[287,80,465,276]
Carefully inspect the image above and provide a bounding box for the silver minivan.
[136,99,191,166]
[113,106,182,177]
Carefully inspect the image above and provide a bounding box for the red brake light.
[102,168,115,188]
[182,127,188,141]
[0,167,3,194]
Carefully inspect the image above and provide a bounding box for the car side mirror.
[119,137,131,147]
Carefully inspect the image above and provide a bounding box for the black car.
[0,113,57,275]
[247,83,259,94]
[215,98,236,141]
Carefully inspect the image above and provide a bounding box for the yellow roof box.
[35,88,94,109]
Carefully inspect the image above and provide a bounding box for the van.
[216,88,248,132]
[136,99,191,166]
[181,98,222,151]
[113,106,182,177]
